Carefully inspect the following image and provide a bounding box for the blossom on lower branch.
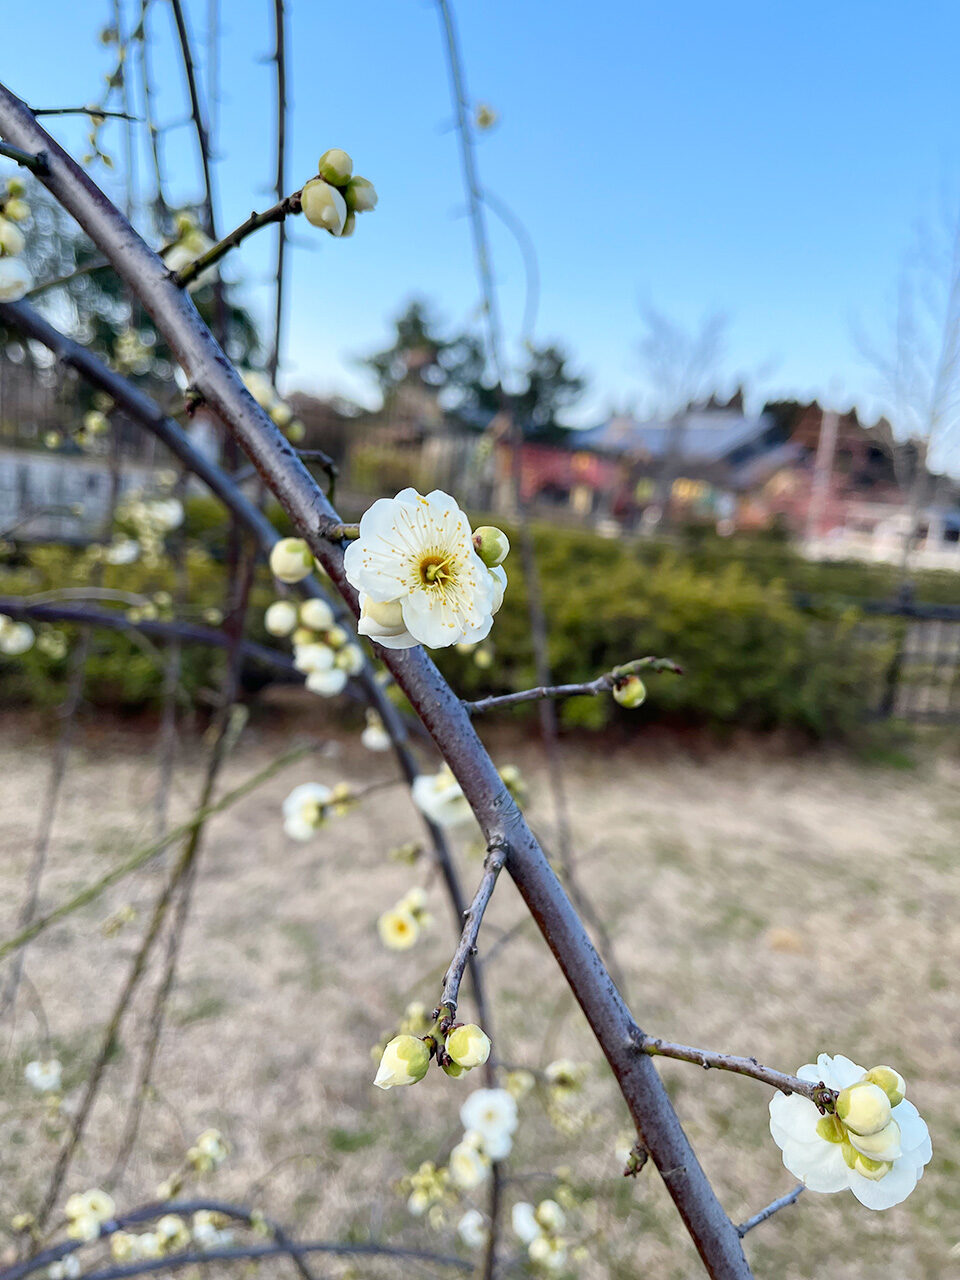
[344,488,508,649]
[769,1054,931,1209]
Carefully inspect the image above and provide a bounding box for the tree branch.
[437,841,507,1018]
[0,140,47,173]
[638,1037,837,1109]
[172,193,302,288]
[735,1185,804,1237]
[0,90,752,1277]
[464,657,683,715]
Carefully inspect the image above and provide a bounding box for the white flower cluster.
[301,148,378,240]
[65,1189,115,1243]
[264,591,363,698]
[110,491,184,566]
[373,1022,492,1091]
[109,1212,214,1264]
[241,371,305,443]
[0,613,34,656]
[512,1197,569,1272]
[345,490,508,651]
[769,1054,931,1209]
[411,765,474,830]
[0,174,32,301]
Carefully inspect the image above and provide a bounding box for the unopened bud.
[300,598,335,631]
[836,1081,892,1136]
[317,148,354,185]
[853,1152,893,1181]
[340,211,356,238]
[446,1024,491,1070]
[472,526,509,567]
[269,537,314,584]
[374,1034,430,1090]
[301,178,348,236]
[864,1065,906,1108]
[264,600,298,636]
[4,199,29,222]
[848,1119,902,1163]
[344,176,378,213]
[613,674,646,709]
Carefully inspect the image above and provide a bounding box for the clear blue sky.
[5,1,960,424]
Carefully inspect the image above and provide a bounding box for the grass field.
[0,702,956,1279]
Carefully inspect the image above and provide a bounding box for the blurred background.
[0,2,957,1277]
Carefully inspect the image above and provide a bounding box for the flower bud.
[83,410,109,435]
[816,1114,844,1143]
[340,211,356,238]
[864,1065,906,1108]
[300,598,335,631]
[534,1199,566,1233]
[0,257,31,301]
[344,176,378,213]
[287,419,306,443]
[269,537,313,583]
[374,1034,430,1090]
[472,526,510,567]
[0,218,26,256]
[317,148,354,185]
[270,401,293,428]
[4,198,29,222]
[836,1081,892,1136]
[442,1059,466,1078]
[292,626,315,646]
[301,178,348,236]
[446,1024,492,1070]
[264,600,298,636]
[848,1118,902,1163]
[6,176,26,197]
[613,674,646,709]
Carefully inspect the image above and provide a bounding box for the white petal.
[848,1158,919,1209]
[769,1092,822,1143]
[778,1137,850,1193]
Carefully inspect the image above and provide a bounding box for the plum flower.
[282,783,332,840]
[412,765,474,830]
[344,489,506,650]
[460,1088,518,1160]
[25,1058,62,1093]
[457,1208,488,1249]
[769,1054,931,1209]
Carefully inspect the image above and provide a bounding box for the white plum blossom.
[769,1054,931,1210]
[511,1201,540,1244]
[457,1209,488,1249]
[301,178,348,235]
[0,616,35,655]
[299,598,335,631]
[293,642,335,675]
[104,537,140,565]
[25,1058,62,1092]
[344,489,506,650]
[335,643,365,676]
[47,1257,81,1280]
[449,1137,490,1190]
[305,667,348,697]
[460,1089,518,1160]
[282,782,332,840]
[412,765,474,830]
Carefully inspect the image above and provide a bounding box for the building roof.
[570,410,776,464]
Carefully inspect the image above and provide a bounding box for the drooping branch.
[0,89,752,1277]
[464,657,683,715]
[437,841,508,1018]
[637,1037,837,1109]
[267,0,288,383]
[0,743,316,965]
[735,1185,804,1237]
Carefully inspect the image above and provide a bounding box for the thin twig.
[465,657,683,715]
[437,841,507,1018]
[0,140,47,173]
[267,0,288,385]
[172,193,301,288]
[638,1038,837,1109]
[736,1184,805,1236]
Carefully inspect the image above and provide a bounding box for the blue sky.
[5,1,960,425]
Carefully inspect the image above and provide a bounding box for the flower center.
[418,552,455,588]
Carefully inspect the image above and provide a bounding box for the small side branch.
[317,519,359,541]
[173,193,302,288]
[736,1184,804,1237]
[437,841,508,1018]
[0,140,48,173]
[465,656,682,716]
[638,1037,837,1110]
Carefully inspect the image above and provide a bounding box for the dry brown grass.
[0,704,956,1279]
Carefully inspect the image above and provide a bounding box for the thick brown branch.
[0,90,751,1278]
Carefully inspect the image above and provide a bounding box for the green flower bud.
[864,1065,906,1108]
[317,148,354,186]
[287,419,306,443]
[83,410,109,436]
[344,176,378,213]
[442,1059,466,1078]
[4,199,30,223]
[472,526,510,567]
[301,178,347,236]
[816,1114,845,1144]
[292,626,316,647]
[613,674,647,709]
[269,537,314,584]
[446,1023,491,1069]
[0,218,26,256]
[853,1152,893,1181]
[6,176,27,197]
[836,1081,892,1136]
[373,1034,430,1090]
